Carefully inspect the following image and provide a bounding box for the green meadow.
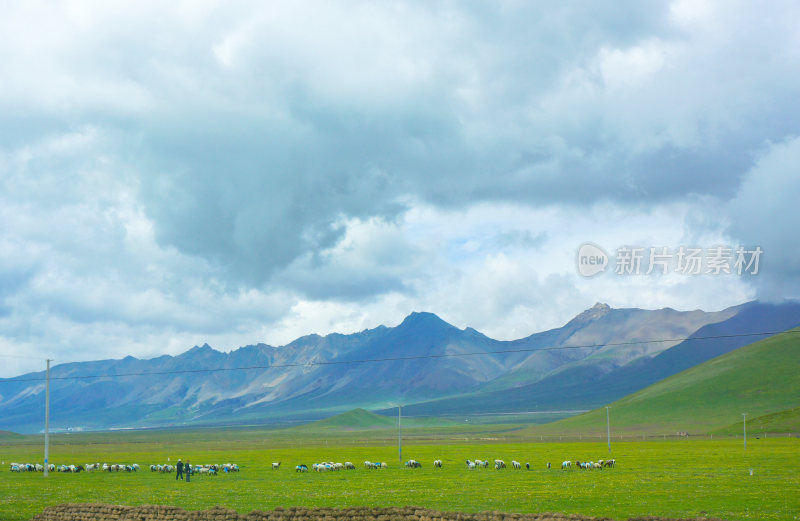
[1,428,798,521]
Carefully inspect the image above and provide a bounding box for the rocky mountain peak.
[570,302,612,324]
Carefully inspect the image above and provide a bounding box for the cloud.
[728,136,800,300]
[0,1,798,376]
[0,126,294,372]
[132,0,798,287]
[276,216,421,301]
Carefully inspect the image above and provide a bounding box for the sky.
[1,1,799,377]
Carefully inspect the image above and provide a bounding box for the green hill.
[0,430,26,440]
[287,408,400,432]
[713,406,800,435]
[287,408,458,433]
[528,328,800,435]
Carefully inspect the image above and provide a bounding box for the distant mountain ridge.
[390,300,800,416]
[529,324,800,434]
[1,300,798,433]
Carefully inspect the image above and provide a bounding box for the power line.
[0,328,797,384]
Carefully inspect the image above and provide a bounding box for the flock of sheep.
[284,458,618,472]
[467,458,617,470]
[8,462,241,475]
[560,459,616,469]
[292,460,420,472]
[8,463,141,473]
[292,460,433,472]
[149,463,240,475]
[466,459,536,470]
[10,458,616,475]
[293,462,359,472]
[464,458,618,470]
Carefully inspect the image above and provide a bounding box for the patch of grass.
[1,431,797,521]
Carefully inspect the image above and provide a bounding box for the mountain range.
[527,322,800,434]
[1,300,799,433]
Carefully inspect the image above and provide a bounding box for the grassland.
[1,426,798,521]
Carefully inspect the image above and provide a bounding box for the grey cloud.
[274,217,423,301]
[727,136,800,301]
[2,1,704,288]
[1,1,799,377]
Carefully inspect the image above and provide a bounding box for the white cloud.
[0,1,798,377]
[598,41,668,91]
[250,200,756,344]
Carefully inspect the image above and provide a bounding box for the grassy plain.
[1,426,798,521]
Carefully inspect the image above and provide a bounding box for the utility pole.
[398,405,402,464]
[606,406,611,453]
[44,359,51,478]
[742,413,747,450]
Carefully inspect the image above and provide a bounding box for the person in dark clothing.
[176,459,184,480]
[185,460,191,482]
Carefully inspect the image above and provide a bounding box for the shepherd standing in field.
[185,460,191,482]
[176,459,184,480]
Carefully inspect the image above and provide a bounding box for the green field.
[1,427,798,521]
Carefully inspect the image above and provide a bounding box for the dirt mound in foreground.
[30,504,729,521]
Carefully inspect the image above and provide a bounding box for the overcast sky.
[1,1,799,377]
